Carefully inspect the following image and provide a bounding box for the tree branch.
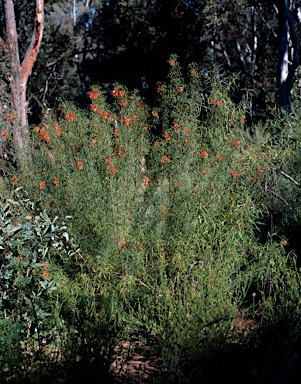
[20,0,44,89]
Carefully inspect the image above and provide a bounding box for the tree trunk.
[1,0,44,164]
[277,0,299,113]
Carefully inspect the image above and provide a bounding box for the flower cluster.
[111,88,126,98]
[86,89,100,101]
[210,99,222,108]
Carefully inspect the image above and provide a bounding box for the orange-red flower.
[89,104,98,112]
[100,110,109,119]
[232,138,240,148]
[202,170,208,175]
[217,154,224,161]
[152,110,158,118]
[183,129,191,137]
[39,181,46,190]
[141,176,150,186]
[190,68,196,76]
[41,268,49,279]
[123,116,131,126]
[76,160,84,170]
[90,139,97,146]
[257,168,264,175]
[121,241,127,249]
[160,155,170,163]
[105,156,113,166]
[66,112,76,121]
[1,130,8,140]
[240,115,245,123]
[6,113,13,123]
[111,88,120,97]
[169,58,175,66]
[184,140,190,148]
[163,132,171,142]
[54,124,63,136]
[201,150,209,159]
[156,85,163,94]
[136,242,144,248]
[53,178,60,187]
[210,99,222,108]
[282,239,288,246]
[39,127,50,141]
[109,167,118,175]
[11,176,19,185]
[231,170,238,178]
[173,123,181,131]
[178,86,184,93]
[86,89,100,100]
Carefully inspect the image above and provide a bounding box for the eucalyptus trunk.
[1,0,44,164]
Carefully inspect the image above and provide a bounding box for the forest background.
[2,1,301,383]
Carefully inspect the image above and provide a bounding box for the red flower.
[160,155,170,163]
[89,104,98,112]
[201,150,209,159]
[105,156,113,166]
[11,176,19,185]
[109,167,118,175]
[123,116,131,126]
[53,178,60,187]
[163,132,171,142]
[257,168,264,175]
[231,170,238,178]
[232,138,240,148]
[100,110,109,119]
[1,130,9,140]
[141,176,150,186]
[156,85,163,94]
[86,89,100,100]
[76,160,84,170]
[54,124,63,136]
[66,112,76,121]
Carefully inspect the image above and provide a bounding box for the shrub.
[3,57,300,381]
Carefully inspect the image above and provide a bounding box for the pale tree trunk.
[0,0,44,164]
[277,0,300,113]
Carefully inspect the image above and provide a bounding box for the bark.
[277,0,299,112]
[2,0,44,163]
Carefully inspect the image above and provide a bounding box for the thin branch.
[266,187,290,206]
[275,167,301,187]
[20,0,44,88]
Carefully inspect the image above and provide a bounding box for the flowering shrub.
[3,58,300,381]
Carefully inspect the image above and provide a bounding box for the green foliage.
[0,187,81,381]
[1,59,301,382]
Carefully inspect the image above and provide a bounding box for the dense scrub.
[1,58,301,383]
